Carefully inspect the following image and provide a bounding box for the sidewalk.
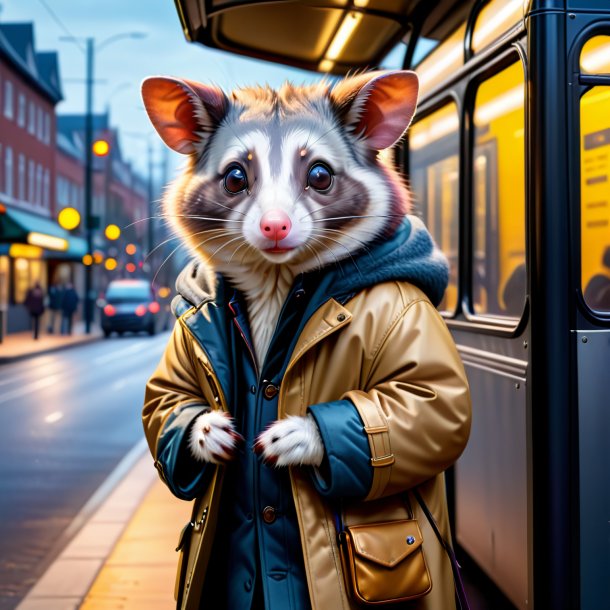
[0,322,103,364]
[17,440,192,610]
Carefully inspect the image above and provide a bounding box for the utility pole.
[147,141,154,258]
[84,37,94,334]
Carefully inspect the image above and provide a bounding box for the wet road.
[0,332,170,609]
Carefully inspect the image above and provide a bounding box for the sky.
[0,0,410,180]
[0,0,327,177]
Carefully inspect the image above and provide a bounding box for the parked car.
[101,279,161,337]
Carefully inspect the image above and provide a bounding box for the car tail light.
[148,301,160,314]
[104,304,116,316]
[135,304,147,317]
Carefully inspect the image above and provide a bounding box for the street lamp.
[60,31,147,334]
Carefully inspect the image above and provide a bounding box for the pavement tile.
[80,479,192,610]
[61,522,126,559]
[22,558,103,598]
[14,598,81,610]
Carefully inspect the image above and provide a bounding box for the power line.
[37,0,85,53]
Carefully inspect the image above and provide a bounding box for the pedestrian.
[61,282,79,335]
[47,282,64,334]
[24,282,45,340]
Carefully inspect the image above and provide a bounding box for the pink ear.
[332,71,419,150]
[141,77,227,155]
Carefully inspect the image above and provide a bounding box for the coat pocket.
[338,519,432,605]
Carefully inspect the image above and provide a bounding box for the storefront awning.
[0,207,87,260]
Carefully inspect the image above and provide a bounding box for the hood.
[328,215,449,306]
[173,215,448,312]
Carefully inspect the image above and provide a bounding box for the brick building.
[0,22,88,336]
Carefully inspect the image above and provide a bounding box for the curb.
[15,438,156,610]
[0,333,103,365]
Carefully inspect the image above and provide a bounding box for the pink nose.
[260,210,292,242]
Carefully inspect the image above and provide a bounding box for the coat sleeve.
[142,321,212,500]
[344,298,471,501]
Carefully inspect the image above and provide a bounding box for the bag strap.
[412,489,471,610]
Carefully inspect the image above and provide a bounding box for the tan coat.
[143,280,471,609]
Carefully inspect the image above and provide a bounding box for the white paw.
[188,410,244,464]
[254,415,324,467]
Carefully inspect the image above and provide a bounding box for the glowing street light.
[92,139,110,157]
[82,254,93,266]
[105,224,121,240]
[58,207,81,230]
[104,257,117,271]
[125,243,137,255]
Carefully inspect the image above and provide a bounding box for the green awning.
[0,207,87,260]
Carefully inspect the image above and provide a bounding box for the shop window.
[580,36,610,313]
[409,102,460,314]
[472,60,526,318]
[13,258,47,304]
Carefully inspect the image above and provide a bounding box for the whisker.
[310,233,364,278]
[207,235,245,261]
[311,227,377,254]
[309,214,404,223]
[308,236,346,277]
[145,227,231,263]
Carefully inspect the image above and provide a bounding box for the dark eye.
[224,165,248,194]
[307,163,333,191]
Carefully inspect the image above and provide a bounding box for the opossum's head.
[141,71,418,273]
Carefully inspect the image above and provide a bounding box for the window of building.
[37,107,44,141]
[472,60,526,318]
[0,144,3,193]
[36,164,43,206]
[18,154,25,201]
[43,112,51,145]
[4,147,13,197]
[580,36,610,313]
[409,102,460,314]
[43,169,50,209]
[28,160,35,202]
[17,93,26,127]
[28,101,36,135]
[3,80,13,119]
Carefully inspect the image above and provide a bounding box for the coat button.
[250,385,256,394]
[263,383,279,399]
[262,506,276,524]
[337,313,346,322]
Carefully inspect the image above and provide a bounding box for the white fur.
[256,415,324,467]
[188,410,241,463]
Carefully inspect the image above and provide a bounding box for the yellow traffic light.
[104,258,117,271]
[93,139,110,157]
[105,224,121,240]
[58,207,81,230]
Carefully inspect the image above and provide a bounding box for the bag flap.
[347,519,424,568]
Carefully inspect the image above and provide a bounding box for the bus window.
[580,35,610,74]
[416,24,466,99]
[471,0,523,54]
[580,37,610,313]
[472,61,526,318]
[409,102,460,314]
